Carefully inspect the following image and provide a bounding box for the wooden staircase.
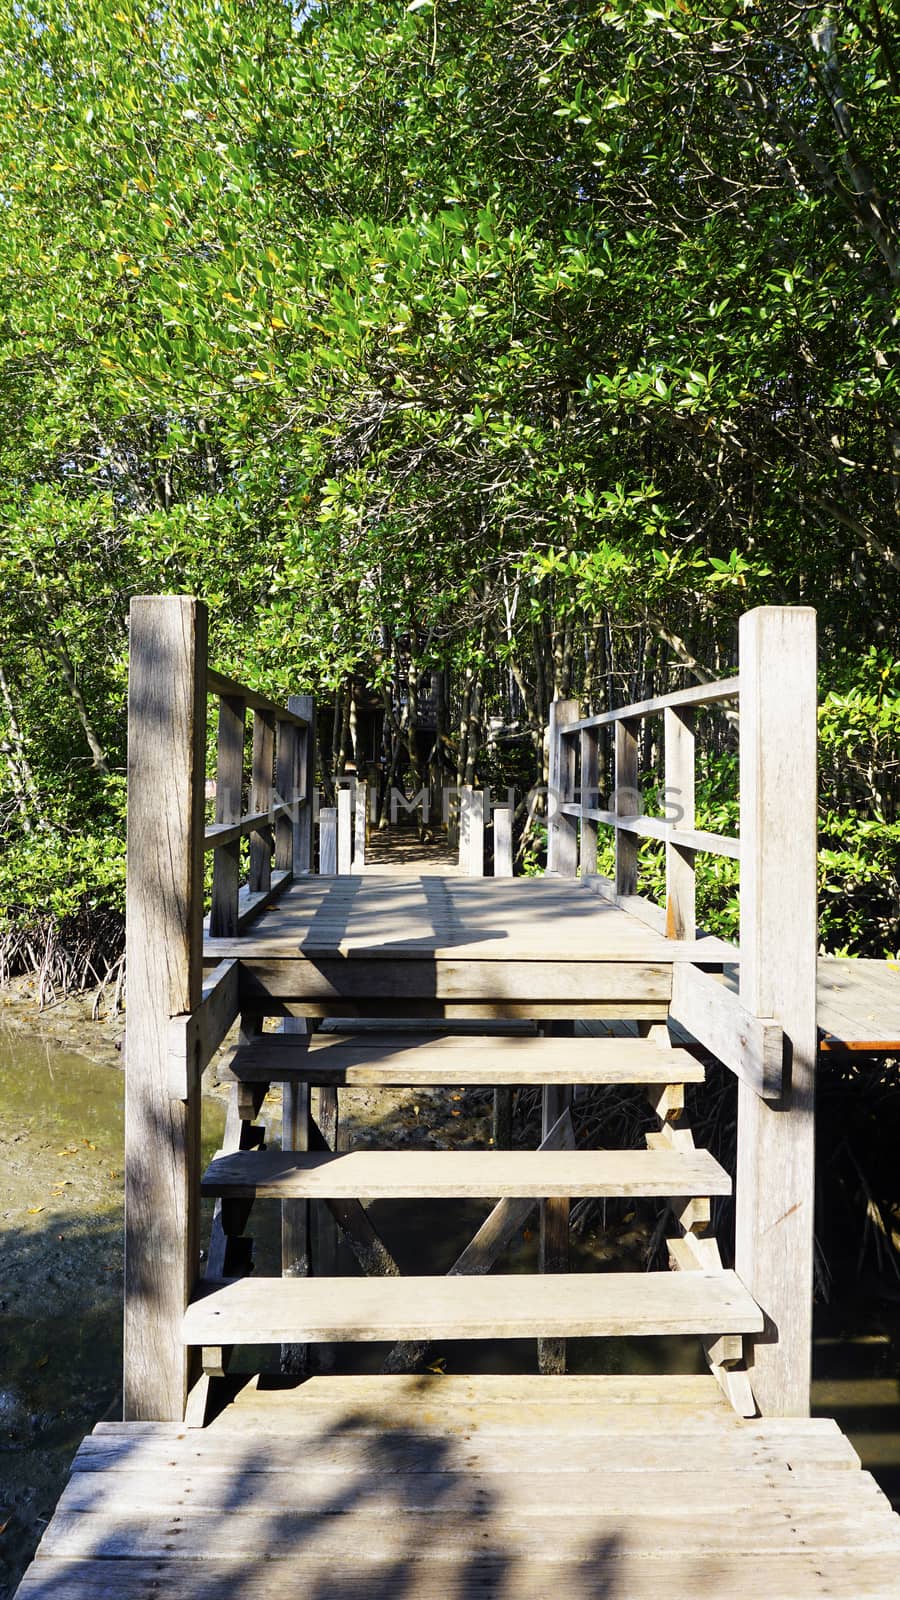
[187,1027,763,1397]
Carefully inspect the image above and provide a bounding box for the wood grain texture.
[664,705,695,940]
[208,692,244,937]
[670,963,783,1100]
[183,1269,764,1344]
[200,1145,732,1201]
[736,606,818,1418]
[248,709,275,895]
[614,717,639,896]
[547,698,579,877]
[124,595,207,1421]
[290,693,315,875]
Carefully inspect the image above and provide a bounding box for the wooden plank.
[234,957,674,1004]
[38,1497,900,1563]
[318,806,337,875]
[561,674,741,732]
[24,1550,900,1600]
[290,693,315,875]
[736,606,818,1418]
[183,1268,763,1345]
[249,709,275,894]
[201,1145,731,1201]
[207,668,308,726]
[69,1418,864,1474]
[124,595,206,1422]
[546,699,578,876]
[459,785,485,875]
[670,826,741,860]
[670,963,783,1100]
[665,704,695,939]
[614,717,639,895]
[208,692,244,937]
[167,958,240,1100]
[220,1032,706,1086]
[817,957,900,1051]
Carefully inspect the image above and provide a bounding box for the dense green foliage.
[0,0,897,967]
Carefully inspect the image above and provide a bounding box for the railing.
[206,676,315,937]
[548,676,741,937]
[547,606,819,1418]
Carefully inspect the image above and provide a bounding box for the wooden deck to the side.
[17,1374,900,1599]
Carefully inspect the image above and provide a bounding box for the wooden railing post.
[613,716,639,895]
[664,707,695,940]
[209,694,245,937]
[125,595,207,1421]
[249,710,275,894]
[274,715,298,878]
[290,693,315,875]
[579,727,599,878]
[337,784,353,873]
[735,606,818,1417]
[547,699,578,876]
[459,786,485,875]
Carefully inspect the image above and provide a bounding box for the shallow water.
[1,1030,899,1596]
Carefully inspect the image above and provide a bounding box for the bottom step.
[183,1270,763,1345]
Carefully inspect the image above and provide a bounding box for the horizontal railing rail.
[207,667,309,727]
[558,676,740,735]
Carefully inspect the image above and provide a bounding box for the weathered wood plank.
[614,716,639,895]
[201,1144,730,1201]
[183,1269,763,1345]
[233,957,674,1004]
[290,693,315,876]
[459,786,485,875]
[167,958,240,1100]
[249,709,275,895]
[547,699,579,877]
[208,692,244,937]
[736,606,818,1418]
[664,704,695,940]
[124,595,207,1422]
[670,963,783,1100]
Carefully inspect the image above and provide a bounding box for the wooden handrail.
[559,804,740,859]
[207,667,309,728]
[559,675,740,734]
[204,800,297,852]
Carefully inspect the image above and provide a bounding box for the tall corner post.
[735,606,818,1417]
[124,596,208,1421]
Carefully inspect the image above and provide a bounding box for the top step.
[220,1033,705,1088]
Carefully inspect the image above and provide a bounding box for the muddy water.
[1,1033,899,1597]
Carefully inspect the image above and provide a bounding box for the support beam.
[735,606,818,1417]
[124,595,207,1421]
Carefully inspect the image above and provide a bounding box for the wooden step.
[183,1270,763,1345]
[201,1145,731,1200]
[219,1032,705,1087]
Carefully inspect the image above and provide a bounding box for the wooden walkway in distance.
[19,1374,900,1599]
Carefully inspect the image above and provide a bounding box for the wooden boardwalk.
[19,1376,900,1598]
[14,598,900,1599]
